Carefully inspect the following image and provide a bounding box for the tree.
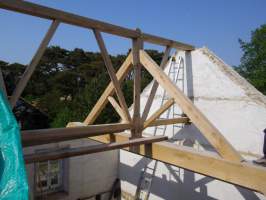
[237,24,266,94]
[1,46,163,128]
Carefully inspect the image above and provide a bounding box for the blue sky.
[0,0,265,66]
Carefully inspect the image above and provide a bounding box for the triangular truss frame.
[1,0,265,195]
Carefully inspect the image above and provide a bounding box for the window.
[35,159,63,194]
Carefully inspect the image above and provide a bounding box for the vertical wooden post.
[132,29,143,137]
[131,29,143,152]
[9,20,60,108]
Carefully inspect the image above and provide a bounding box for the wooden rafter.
[139,50,242,162]
[143,98,175,129]
[93,29,131,122]
[108,96,128,122]
[24,135,168,164]
[141,46,171,121]
[84,52,132,125]
[9,20,59,108]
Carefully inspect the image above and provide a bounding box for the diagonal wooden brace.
[139,50,242,162]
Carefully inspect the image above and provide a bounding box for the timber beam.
[0,0,194,51]
[139,50,243,162]
[148,117,190,127]
[24,135,168,164]
[89,132,266,195]
[84,52,133,125]
[22,123,131,147]
[143,98,175,129]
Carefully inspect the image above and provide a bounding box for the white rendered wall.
[120,47,266,200]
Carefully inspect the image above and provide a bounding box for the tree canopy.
[1,47,163,128]
[236,24,266,95]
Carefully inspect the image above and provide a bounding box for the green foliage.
[1,46,163,128]
[236,24,266,94]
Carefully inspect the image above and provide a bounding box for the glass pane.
[50,174,59,186]
[39,180,48,188]
[38,162,48,176]
[50,160,60,173]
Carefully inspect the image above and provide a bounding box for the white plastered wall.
[119,47,266,200]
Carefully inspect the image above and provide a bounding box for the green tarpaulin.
[0,91,28,199]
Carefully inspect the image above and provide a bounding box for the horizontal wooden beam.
[88,132,266,195]
[24,135,168,163]
[22,123,131,147]
[0,0,194,51]
[148,117,189,127]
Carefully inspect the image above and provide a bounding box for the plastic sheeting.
[0,91,28,199]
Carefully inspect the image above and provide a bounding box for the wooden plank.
[88,132,266,195]
[24,135,168,164]
[0,0,194,51]
[147,117,189,127]
[139,50,242,162]
[141,46,171,121]
[142,33,194,51]
[93,29,131,122]
[84,52,132,125]
[108,96,128,122]
[132,35,143,138]
[22,123,131,147]
[0,68,7,98]
[143,99,175,129]
[9,20,59,108]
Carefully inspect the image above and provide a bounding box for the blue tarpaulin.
[0,91,28,199]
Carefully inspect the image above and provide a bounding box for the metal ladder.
[154,55,184,137]
[135,54,185,200]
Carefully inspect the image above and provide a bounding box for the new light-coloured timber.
[86,132,266,195]
[148,117,190,127]
[142,46,171,121]
[0,68,7,98]
[93,29,131,122]
[143,98,175,129]
[0,0,194,51]
[22,123,131,147]
[24,135,168,164]
[108,96,128,122]
[132,35,143,138]
[139,50,242,162]
[9,20,60,108]
[84,52,133,125]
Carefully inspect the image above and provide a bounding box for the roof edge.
[198,46,266,107]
